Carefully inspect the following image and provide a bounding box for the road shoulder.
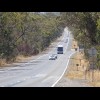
[54,52,91,87]
[54,39,92,87]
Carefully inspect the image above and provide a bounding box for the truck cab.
[57,45,63,54]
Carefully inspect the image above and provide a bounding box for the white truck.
[57,45,63,54]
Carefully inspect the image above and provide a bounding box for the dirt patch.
[0,55,32,67]
[66,52,89,80]
[55,39,90,87]
[72,39,78,49]
[66,40,100,87]
[0,59,7,67]
[15,55,31,62]
[86,70,100,87]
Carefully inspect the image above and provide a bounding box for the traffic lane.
[0,29,65,74]
[12,38,69,87]
[0,28,69,87]
[19,51,75,87]
[0,33,66,86]
[0,55,59,87]
[1,36,66,86]
[41,52,75,87]
[13,35,72,87]
[16,28,72,86]
[12,52,66,87]
[51,37,69,54]
[43,50,75,87]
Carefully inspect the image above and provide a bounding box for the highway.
[0,27,75,87]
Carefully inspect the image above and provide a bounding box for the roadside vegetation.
[61,12,100,69]
[0,12,64,65]
[61,12,100,86]
[1,12,100,86]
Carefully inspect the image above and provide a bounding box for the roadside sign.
[90,63,96,69]
[88,47,97,56]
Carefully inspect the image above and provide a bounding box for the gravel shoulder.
[54,53,91,87]
[55,77,90,87]
[54,40,92,87]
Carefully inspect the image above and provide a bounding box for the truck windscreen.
[58,47,63,51]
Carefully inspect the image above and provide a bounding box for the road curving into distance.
[0,27,76,87]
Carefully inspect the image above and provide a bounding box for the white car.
[53,54,57,59]
[49,54,57,60]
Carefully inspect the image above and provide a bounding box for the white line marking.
[51,30,72,86]
[24,32,65,64]
[51,52,76,87]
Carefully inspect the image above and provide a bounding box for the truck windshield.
[58,47,63,51]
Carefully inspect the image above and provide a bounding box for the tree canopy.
[0,12,63,62]
[60,12,100,69]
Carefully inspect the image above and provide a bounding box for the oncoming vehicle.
[49,54,57,60]
[57,45,63,54]
[53,54,57,59]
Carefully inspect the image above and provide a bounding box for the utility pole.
[91,52,94,82]
[88,47,97,82]
[80,59,81,66]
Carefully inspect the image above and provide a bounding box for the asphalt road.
[0,27,75,87]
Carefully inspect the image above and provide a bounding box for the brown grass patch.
[0,55,32,67]
[66,51,93,82]
[85,70,100,87]
[89,81,100,87]
[66,52,88,80]
[66,39,100,87]
[66,70,84,80]
[66,39,88,81]
[0,55,30,67]
[0,59,7,67]
[15,55,31,62]
[72,40,78,49]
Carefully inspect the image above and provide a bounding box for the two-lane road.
[0,28,75,87]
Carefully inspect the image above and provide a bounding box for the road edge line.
[51,51,76,87]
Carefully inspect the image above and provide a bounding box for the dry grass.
[89,81,100,87]
[66,39,100,87]
[66,52,88,80]
[66,70,84,80]
[0,55,31,67]
[72,39,78,49]
[66,40,88,80]
[0,59,7,67]
[86,70,100,87]
[15,55,31,62]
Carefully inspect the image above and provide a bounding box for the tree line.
[0,12,64,62]
[60,12,100,69]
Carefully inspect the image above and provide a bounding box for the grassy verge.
[66,52,89,80]
[15,55,31,62]
[0,55,32,67]
[66,39,100,87]
[0,59,7,67]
